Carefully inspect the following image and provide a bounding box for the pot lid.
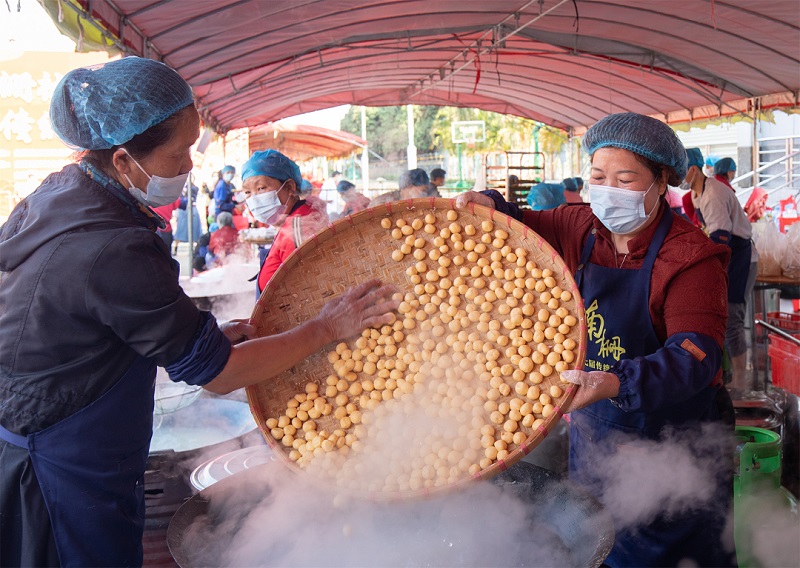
[190,445,276,492]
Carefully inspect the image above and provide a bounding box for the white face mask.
[122,150,189,207]
[246,181,287,224]
[223,172,235,183]
[679,168,696,191]
[589,179,659,235]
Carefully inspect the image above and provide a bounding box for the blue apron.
[0,356,155,567]
[571,210,733,566]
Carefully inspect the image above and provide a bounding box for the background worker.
[336,179,371,217]
[428,167,446,197]
[243,150,330,295]
[430,167,446,189]
[213,164,237,217]
[371,168,431,206]
[562,176,584,204]
[686,148,758,392]
[713,157,737,191]
[319,170,344,217]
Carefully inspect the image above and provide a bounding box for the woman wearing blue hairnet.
[0,57,398,567]
[686,149,757,393]
[240,149,330,294]
[457,113,736,566]
[713,157,737,191]
[213,164,237,217]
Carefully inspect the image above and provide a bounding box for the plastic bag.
[754,220,786,277]
[744,187,768,222]
[782,223,800,279]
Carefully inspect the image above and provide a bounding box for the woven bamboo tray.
[246,197,586,500]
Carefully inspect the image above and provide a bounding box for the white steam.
[178,464,605,567]
[591,423,732,529]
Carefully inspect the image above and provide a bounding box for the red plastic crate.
[767,312,800,334]
[768,335,800,396]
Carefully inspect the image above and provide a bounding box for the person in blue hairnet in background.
[0,57,397,567]
[241,150,330,295]
[526,180,566,210]
[456,113,736,566]
[686,148,757,392]
[562,176,584,204]
[213,164,237,218]
[704,155,719,177]
[713,157,737,191]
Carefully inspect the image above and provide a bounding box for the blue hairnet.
[574,176,584,189]
[50,56,193,150]
[713,157,736,175]
[300,179,313,192]
[221,165,235,174]
[527,183,566,211]
[686,148,704,171]
[583,112,688,185]
[562,177,578,192]
[336,180,356,193]
[241,149,302,187]
[705,156,719,167]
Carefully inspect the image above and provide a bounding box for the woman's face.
[590,147,665,215]
[115,106,200,189]
[242,175,293,204]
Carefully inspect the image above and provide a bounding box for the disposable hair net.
[399,168,430,189]
[583,112,688,185]
[241,149,302,187]
[300,179,314,193]
[574,176,584,189]
[336,180,356,193]
[714,157,736,175]
[50,56,193,150]
[686,148,704,171]
[526,182,566,211]
[221,165,236,174]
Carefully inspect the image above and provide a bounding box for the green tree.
[340,106,439,159]
[341,105,570,172]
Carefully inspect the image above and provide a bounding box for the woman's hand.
[454,191,496,210]
[220,319,257,345]
[560,370,621,412]
[315,279,399,343]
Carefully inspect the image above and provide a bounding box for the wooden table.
[751,274,800,389]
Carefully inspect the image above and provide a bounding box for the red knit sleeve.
[661,242,729,347]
